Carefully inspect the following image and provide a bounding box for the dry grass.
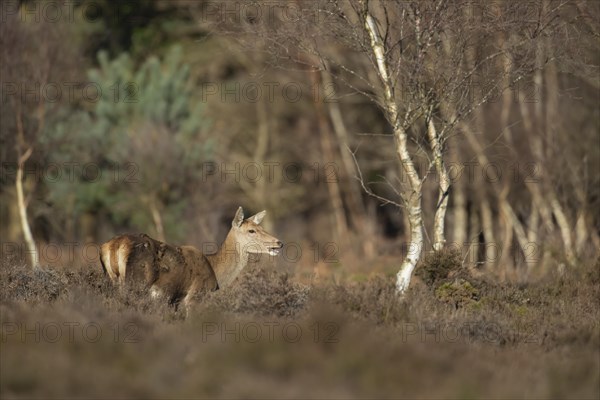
[1,255,599,399]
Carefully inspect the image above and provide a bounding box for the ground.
[1,255,599,399]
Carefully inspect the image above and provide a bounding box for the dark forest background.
[1,0,599,282]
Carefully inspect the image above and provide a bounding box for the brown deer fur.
[99,207,282,307]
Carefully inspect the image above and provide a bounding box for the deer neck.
[207,231,249,288]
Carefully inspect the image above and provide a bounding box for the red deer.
[99,207,283,306]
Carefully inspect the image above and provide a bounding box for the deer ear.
[249,210,266,225]
[232,206,244,228]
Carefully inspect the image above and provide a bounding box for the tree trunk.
[550,197,576,265]
[459,120,529,262]
[311,70,349,244]
[500,200,529,266]
[498,195,515,278]
[396,194,424,293]
[320,65,374,257]
[427,118,450,251]
[450,147,467,247]
[524,25,576,266]
[16,147,39,268]
[574,186,591,257]
[468,206,481,268]
[149,200,166,242]
[480,197,496,268]
[362,5,425,294]
[15,106,39,269]
[254,97,274,232]
[527,205,540,244]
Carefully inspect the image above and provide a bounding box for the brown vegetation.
[1,257,598,399]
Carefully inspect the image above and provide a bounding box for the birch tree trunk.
[16,147,39,268]
[427,118,450,251]
[397,194,424,293]
[15,106,39,269]
[450,147,467,247]
[362,5,424,293]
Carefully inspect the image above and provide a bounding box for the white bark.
[396,201,423,293]
[16,148,39,268]
[427,119,450,251]
[550,196,576,266]
[362,5,424,294]
[500,201,529,259]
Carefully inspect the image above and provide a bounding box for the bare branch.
[348,145,405,209]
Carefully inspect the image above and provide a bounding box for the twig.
[348,144,404,209]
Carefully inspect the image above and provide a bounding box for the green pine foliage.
[42,45,212,240]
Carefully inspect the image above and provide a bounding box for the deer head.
[231,206,283,256]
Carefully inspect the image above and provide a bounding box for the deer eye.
[248,229,256,234]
